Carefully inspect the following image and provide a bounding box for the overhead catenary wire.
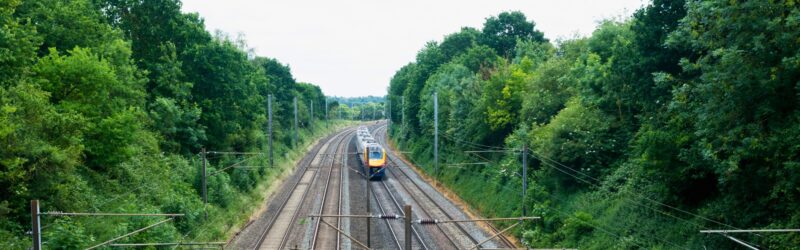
[41,212,183,217]
[208,155,261,176]
[441,133,511,151]
[432,133,697,247]
[458,147,690,248]
[205,151,264,155]
[528,150,751,233]
[85,218,174,250]
[528,192,654,249]
[440,130,749,236]
[529,153,721,245]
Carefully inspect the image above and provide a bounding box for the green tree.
[479,11,546,57]
[0,0,40,87]
[665,0,800,240]
[16,0,118,55]
[182,37,265,151]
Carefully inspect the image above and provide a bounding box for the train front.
[367,144,386,180]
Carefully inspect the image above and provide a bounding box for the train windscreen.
[369,150,382,159]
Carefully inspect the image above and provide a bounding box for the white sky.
[181,0,647,97]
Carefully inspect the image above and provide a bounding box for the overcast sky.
[181,0,647,97]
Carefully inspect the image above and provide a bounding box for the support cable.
[437,137,687,248]
[85,218,173,250]
[441,132,748,235]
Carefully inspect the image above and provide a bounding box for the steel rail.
[283,129,350,250]
[375,126,469,247]
[378,125,517,248]
[369,180,404,249]
[386,157,466,248]
[372,125,460,248]
[377,178,430,250]
[310,129,354,249]
[253,129,351,249]
[368,124,429,249]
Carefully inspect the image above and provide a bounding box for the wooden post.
[31,200,41,250]
[404,205,412,250]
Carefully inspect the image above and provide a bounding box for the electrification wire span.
[388,126,687,248]
[528,150,750,234]
[438,131,749,236]
[429,132,740,247]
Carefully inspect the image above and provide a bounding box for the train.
[356,126,387,180]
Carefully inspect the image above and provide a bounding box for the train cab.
[364,143,386,179]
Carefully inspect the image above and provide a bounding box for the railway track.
[239,122,514,249]
[309,129,355,249]
[374,124,516,249]
[336,123,429,250]
[371,177,429,249]
[254,128,353,249]
[369,125,467,249]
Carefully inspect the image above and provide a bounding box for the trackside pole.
[201,147,207,220]
[310,100,314,128]
[401,97,405,134]
[433,92,438,176]
[325,98,328,127]
[268,95,274,168]
[522,143,527,218]
[31,200,41,250]
[366,150,371,248]
[294,97,299,148]
[387,99,391,131]
[404,205,412,250]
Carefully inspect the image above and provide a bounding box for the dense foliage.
[330,96,386,120]
[0,0,343,248]
[388,3,800,249]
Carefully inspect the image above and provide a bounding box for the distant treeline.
[331,95,385,107]
[387,1,799,248]
[0,0,337,248]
